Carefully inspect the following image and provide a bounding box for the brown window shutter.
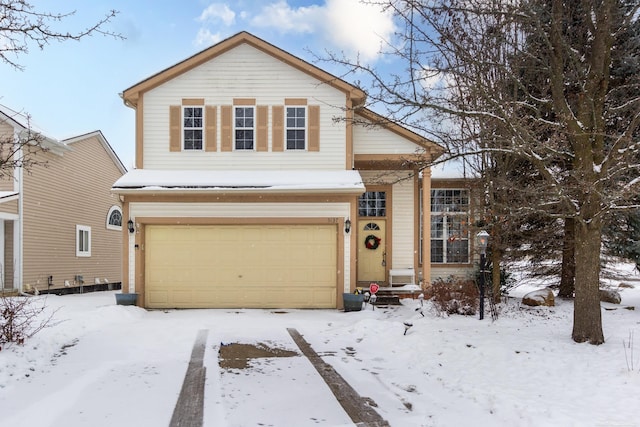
[272,106,284,152]
[169,105,181,152]
[256,105,268,152]
[221,105,232,152]
[205,106,217,152]
[308,105,320,152]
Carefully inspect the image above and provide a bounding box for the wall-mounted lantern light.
[128,219,135,234]
[345,218,351,234]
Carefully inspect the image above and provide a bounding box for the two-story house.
[0,105,126,294]
[113,31,476,309]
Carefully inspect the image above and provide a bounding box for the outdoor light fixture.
[477,230,490,254]
[128,219,135,234]
[345,218,351,234]
[476,230,490,320]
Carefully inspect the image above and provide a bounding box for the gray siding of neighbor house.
[22,134,123,291]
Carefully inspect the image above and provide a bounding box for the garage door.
[145,224,338,309]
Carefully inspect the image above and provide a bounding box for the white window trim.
[430,188,470,264]
[183,106,204,151]
[285,106,307,150]
[234,106,255,150]
[76,225,91,257]
[106,205,123,231]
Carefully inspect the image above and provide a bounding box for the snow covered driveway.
[2,284,640,426]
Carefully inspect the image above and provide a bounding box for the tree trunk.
[559,217,575,298]
[492,246,502,303]
[572,217,604,344]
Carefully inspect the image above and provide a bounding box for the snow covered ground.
[1,265,640,427]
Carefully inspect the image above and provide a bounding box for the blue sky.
[0,0,396,168]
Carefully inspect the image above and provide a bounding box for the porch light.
[476,230,490,320]
[476,230,489,255]
[345,218,351,234]
[128,219,135,234]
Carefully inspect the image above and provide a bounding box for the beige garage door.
[145,224,337,309]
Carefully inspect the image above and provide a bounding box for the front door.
[357,220,386,282]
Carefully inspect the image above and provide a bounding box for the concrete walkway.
[170,328,390,427]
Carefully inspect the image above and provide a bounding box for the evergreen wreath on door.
[365,234,381,250]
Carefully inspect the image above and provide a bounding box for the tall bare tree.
[329,0,639,344]
[0,0,121,70]
[0,1,122,169]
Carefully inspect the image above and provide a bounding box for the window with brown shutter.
[169,106,181,152]
[308,105,320,152]
[272,106,284,152]
[221,105,232,151]
[256,105,268,152]
[205,106,217,152]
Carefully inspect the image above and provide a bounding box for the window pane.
[286,107,306,150]
[447,239,469,263]
[431,215,444,238]
[286,130,305,149]
[358,191,387,217]
[430,190,470,264]
[431,240,444,263]
[183,107,203,150]
[235,107,254,150]
[109,210,122,227]
[184,130,203,150]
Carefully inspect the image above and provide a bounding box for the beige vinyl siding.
[430,266,475,283]
[127,201,352,294]
[0,121,16,192]
[141,43,347,170]
[0,200,18,215]
[391,174,415,269]
[22,135,123,291]
[353,117,426,154]
[360,170,416,270]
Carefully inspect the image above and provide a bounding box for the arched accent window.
[106,206,123,231]
[363,222,380,231]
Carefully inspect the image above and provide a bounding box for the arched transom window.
[106,206,123,231]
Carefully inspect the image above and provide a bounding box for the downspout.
[16,142,23,292]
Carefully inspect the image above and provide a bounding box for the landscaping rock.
[522,288,555,307]
[618,282,635,289]
[599,289,621,304]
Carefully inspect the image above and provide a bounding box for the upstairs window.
[286,107,306,150]
[183,107,203,150]
[234,107,254,150]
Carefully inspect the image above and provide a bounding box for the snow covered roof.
[0,191,18,203]
[112,169,366,195]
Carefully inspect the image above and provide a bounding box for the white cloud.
[194,28,223,46]
[198,3,236,26]
[250,1,321,34]
[323,0,395,61]
[249,0,395,62]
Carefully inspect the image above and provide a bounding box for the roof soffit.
[122,31,366,107]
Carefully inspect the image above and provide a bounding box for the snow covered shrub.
[431,276,479,316]
[0,296,52,349]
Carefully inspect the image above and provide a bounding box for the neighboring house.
[113,31,478,309]
[0,105,126,294]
